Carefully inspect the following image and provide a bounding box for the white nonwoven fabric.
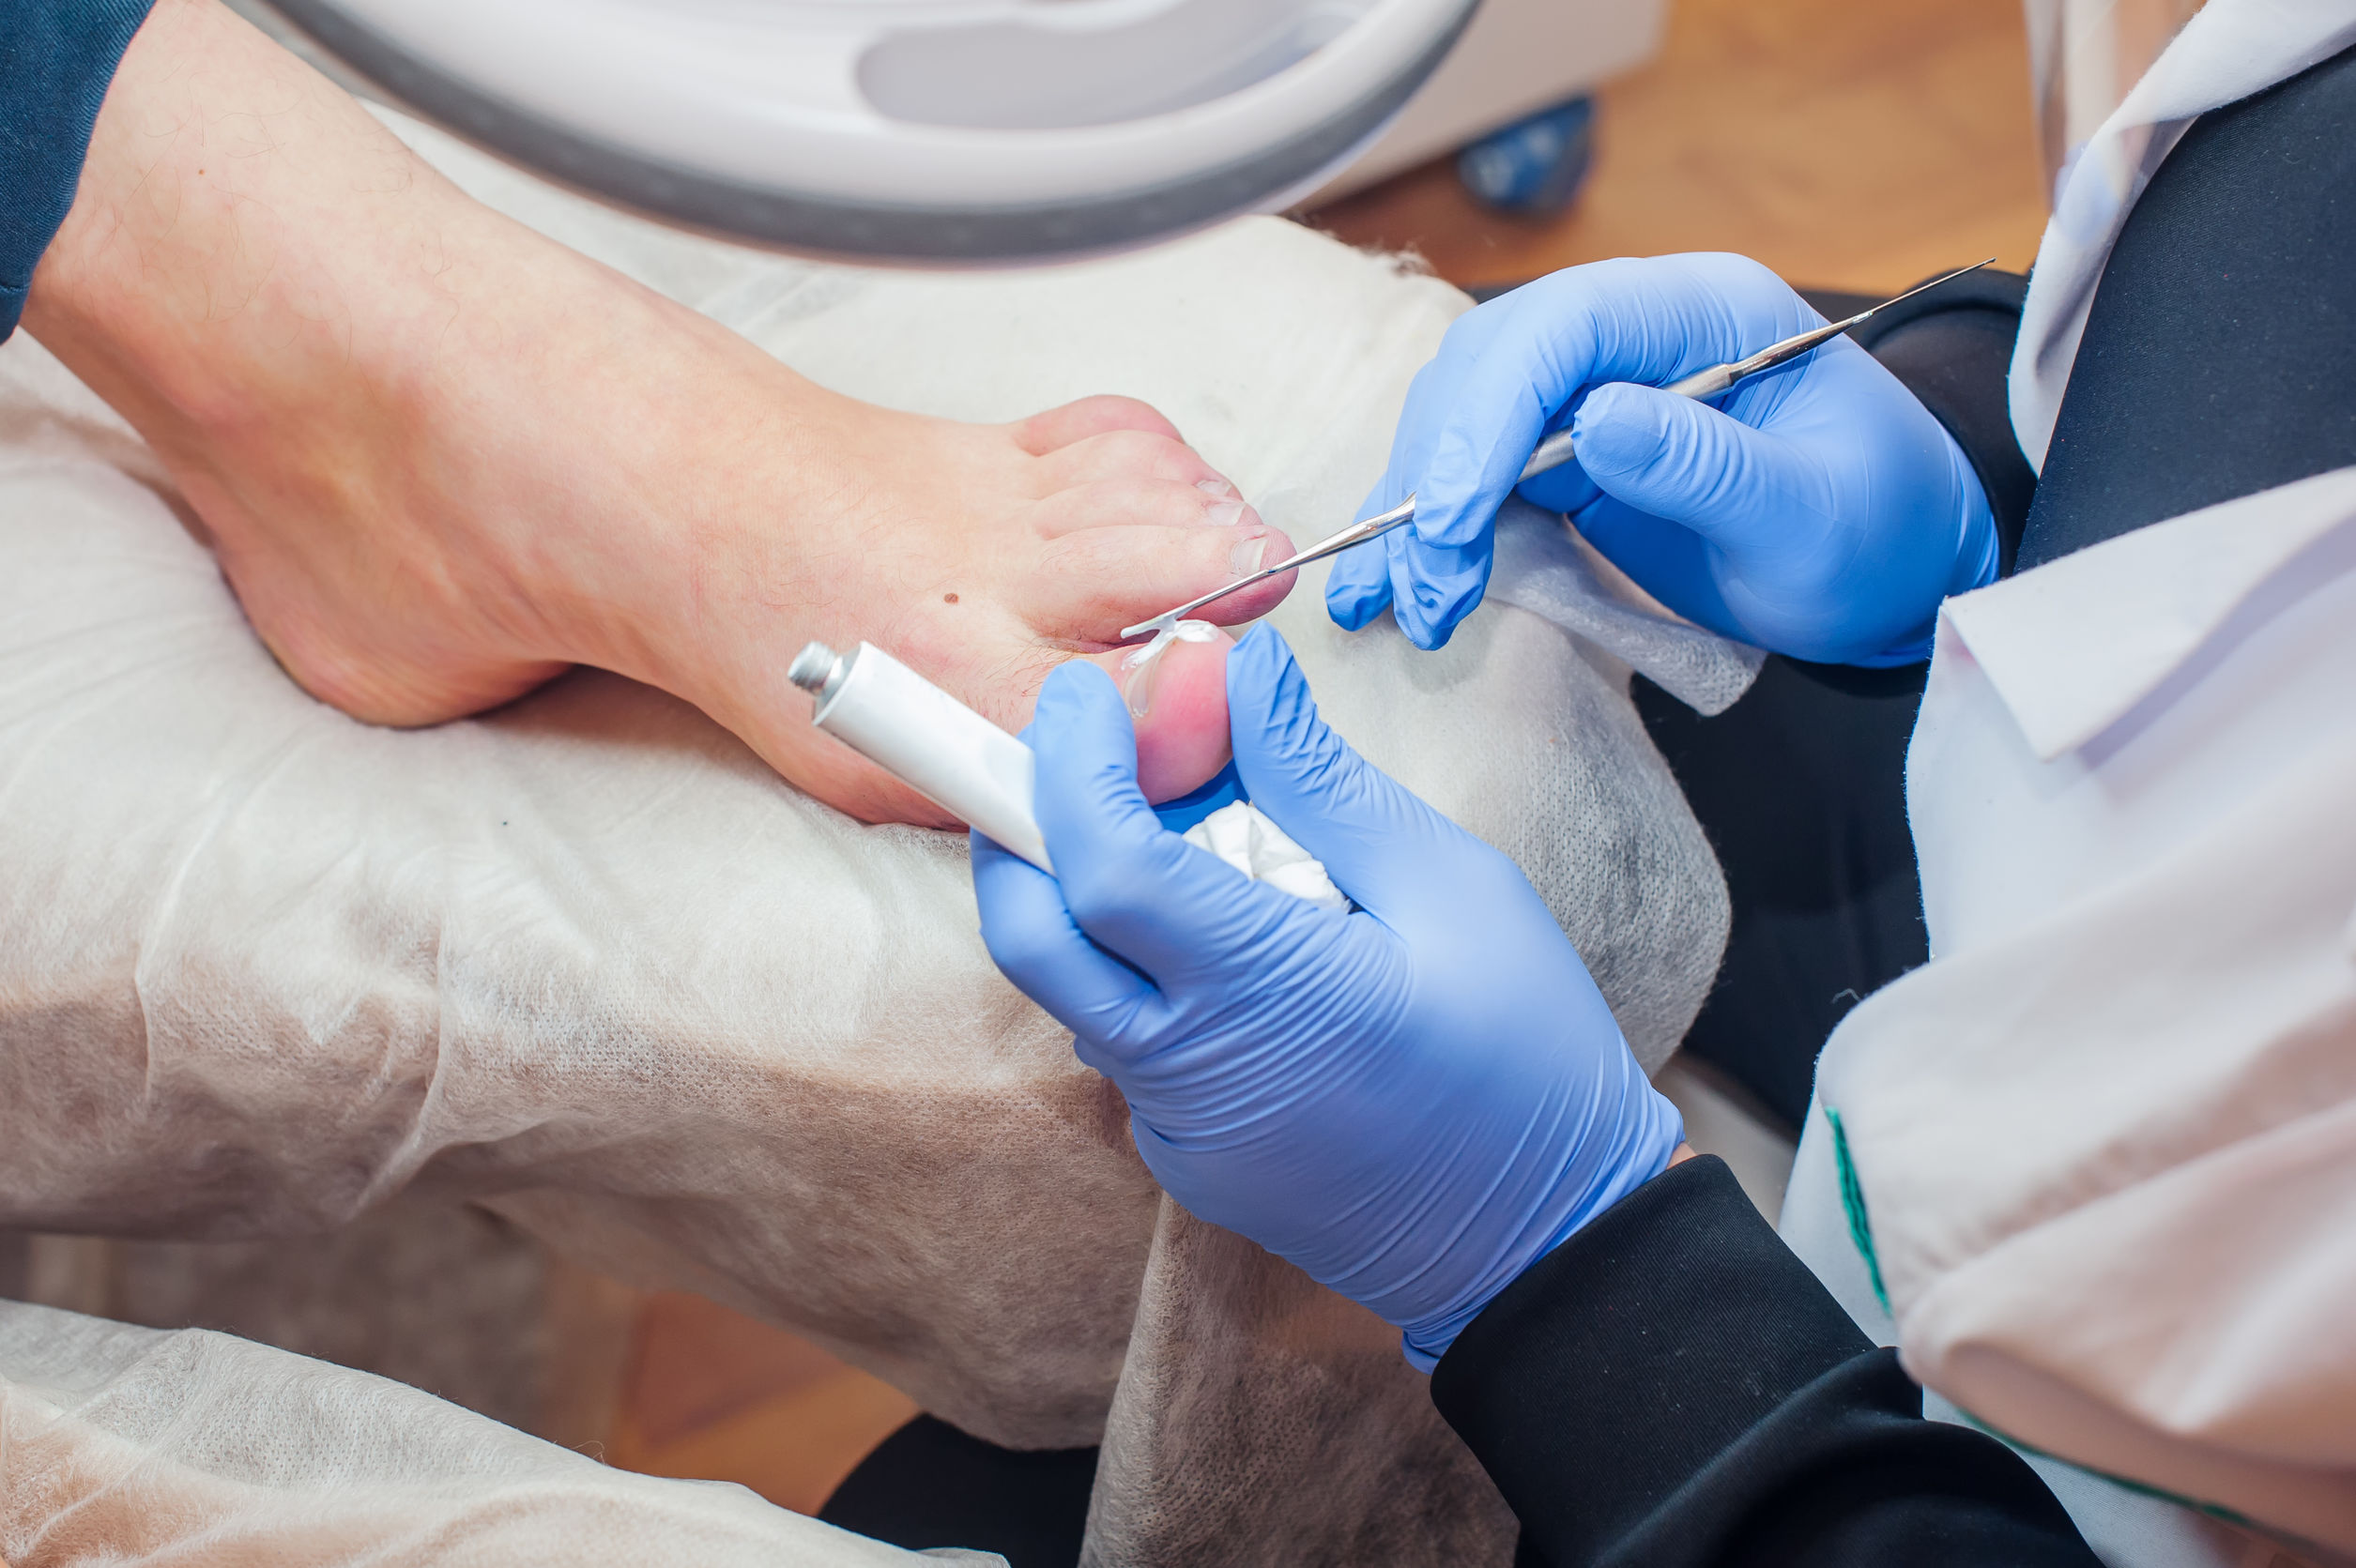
[0,108,1736,1567]
[0,1299,988,1568]
[1182,804,1351,912]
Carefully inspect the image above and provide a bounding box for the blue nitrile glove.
[972,626,1684,1368]
[1326,251,1999,665]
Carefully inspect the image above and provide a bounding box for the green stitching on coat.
[1826,1106,1889,1315]
[1826,1117,2294,1550]
[1950,1406,2267,1534]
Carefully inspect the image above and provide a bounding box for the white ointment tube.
[788,641,1052,872]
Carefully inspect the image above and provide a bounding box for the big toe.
[1075,629,1232,803]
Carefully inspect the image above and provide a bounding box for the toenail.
[1197,478,1238,501]
[1229,534,1270,578]
[1121,633,1176,720]
[1120,619,1217,720]
[1204,499,1247,528]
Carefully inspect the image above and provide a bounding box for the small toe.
[1014,394,1185,454]
[1033,427,1236,496]
[1026,476,1261,540]
[1017,512,1297,642]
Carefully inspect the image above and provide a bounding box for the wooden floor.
[1308,0,2049,296]
[601,1290,918,1516]
[602,0,2052,1519]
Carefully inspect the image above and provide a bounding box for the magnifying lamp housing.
[262,0,1484,263]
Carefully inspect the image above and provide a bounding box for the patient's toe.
[1014,394,1185,452]
[1077,629,1233,803]
[1028,480,1262,540]
[1025,513,1297,642]
[1033,427,1234,495]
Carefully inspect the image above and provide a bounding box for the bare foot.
[23,0,1286,825]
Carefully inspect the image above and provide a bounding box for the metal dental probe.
[1118,258,1996,643]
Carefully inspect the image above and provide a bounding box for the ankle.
[27,0,401,391]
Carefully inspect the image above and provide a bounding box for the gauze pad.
[1183,801,1350,911]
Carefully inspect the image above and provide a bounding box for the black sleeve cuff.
[1431,1155,1874,1566]
[0,0,157,340]
[1433,1156,2099,1568]
[1849,268,2037,576]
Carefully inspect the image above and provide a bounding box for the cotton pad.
[1183,801,1350,911]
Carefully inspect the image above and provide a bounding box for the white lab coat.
[1779,5,2356,1563]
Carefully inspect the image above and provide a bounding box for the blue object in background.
[1457,95,1596,216]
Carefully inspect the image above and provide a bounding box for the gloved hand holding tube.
[971,625,1686,1367]
[1327,251,1999,665]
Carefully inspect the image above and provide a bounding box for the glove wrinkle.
[977,627,1685,1374]
[1331,252,1996,667]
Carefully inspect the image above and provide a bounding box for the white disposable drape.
[0,110,1744,1566]
[0,1299,994,1568]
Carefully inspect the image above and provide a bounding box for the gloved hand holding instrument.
[971,253,2003,1364]
[1151,252,1996,666]
[971,626,1686,1366]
